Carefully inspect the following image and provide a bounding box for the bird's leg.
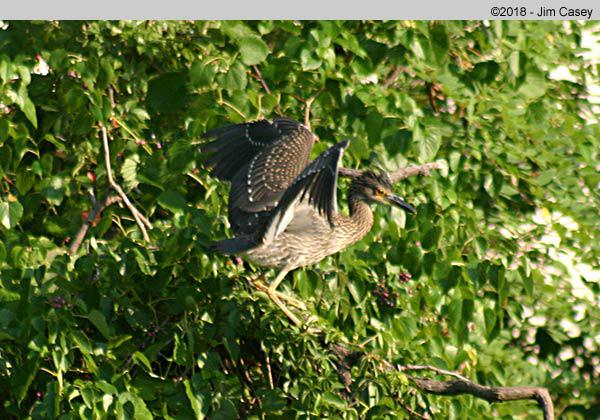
[252,270,306,310]
[253,267,306,326]
[268,268,307,310]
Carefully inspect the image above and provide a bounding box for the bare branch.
[395,397,429,419]
[399,364,469,381]
[405,373,554,420]
[291,90,324,132]
[389,162,441,182]
[264,352,274,390]
[330,345,554,420]
[337,167,363,178]
[68,192,121,255]
[252,65,271,94]
[303,89,324,131]
[252,65,282,115]
[338,162,441,182]
[101,126,152,241]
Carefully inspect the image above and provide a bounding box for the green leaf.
[147,72,190,113]
[42,176,65,206]
[121,154,139,191]
[518,73,547,100]
[484,307,496,338]
[117,392,153,420]
[300,49,322,71]
[88,309,111,339]
[190,60,217,88]
[184,378,206,419]
[15,170,35,195]
[224,61,248,93]
[320,391,347,411]
[430,23,449,65]
[21,96,37,128]
[132,351,152,371]
[71,330,93,355]
[0,198,23,229]
[222,21,269,65]
[238,37,269,66]
[414,125,441,163]
[157,191,186,214]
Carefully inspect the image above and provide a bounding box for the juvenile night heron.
[202,118,416,325]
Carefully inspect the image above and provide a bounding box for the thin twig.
[264,352,274,390]
[108,87,116,109]
[252,65,282,115]
[218,98,247,120]
[68,192,121,255]
[252,65,271,94]
[396,397,429,420]
[303,89,324,131]
[101,126,152,240]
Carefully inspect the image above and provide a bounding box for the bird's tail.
[212,237,259,255]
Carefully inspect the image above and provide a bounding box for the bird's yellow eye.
[375,188,385,197]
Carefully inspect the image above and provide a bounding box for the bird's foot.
[246,275,319,331]
[252,279,307,310]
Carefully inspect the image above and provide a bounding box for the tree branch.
[330,345,554,420]
[405,371,554,420]
[338,161,441,182]
[252,65,271,94]
[68,191,121,255]
[252,65,282,115]
[291,89,324,132]
[101,126,152,241]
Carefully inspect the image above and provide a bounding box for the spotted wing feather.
[261,140,349,244]
[202,118,316,234]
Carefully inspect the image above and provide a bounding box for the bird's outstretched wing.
[261,140,350,244]
[202,118,316,215]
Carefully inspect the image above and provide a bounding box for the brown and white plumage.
[202,118,415,324]
[203,118,316,236]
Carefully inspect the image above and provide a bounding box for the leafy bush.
[0,20,598,418]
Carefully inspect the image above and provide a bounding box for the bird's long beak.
[386,194,416,214]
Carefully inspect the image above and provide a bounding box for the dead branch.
[338,162,441,182]
[408,377,554,420]
[101,126,152,241]
[68,191,121,255]
[330,345,554,420]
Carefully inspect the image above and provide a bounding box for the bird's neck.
[346,196,374,241]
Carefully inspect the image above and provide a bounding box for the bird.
[202,118,416,325]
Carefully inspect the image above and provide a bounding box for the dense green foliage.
[0,20,599,418]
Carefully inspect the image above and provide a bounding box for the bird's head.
[350,171,416,214]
